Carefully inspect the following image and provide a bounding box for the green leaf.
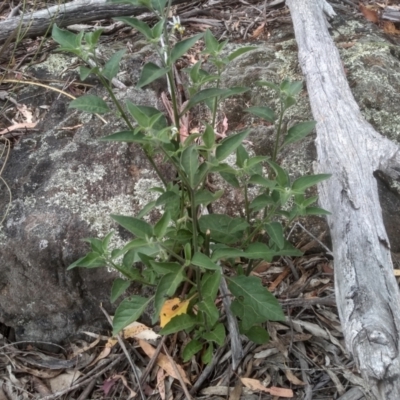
[198,297,219,325]
[156,191,180,206]
[283,95,296,110]
[151,0,167,13]
[202,343,213,364]
[281,121,316,148]
[83,237,104,253]
[69,95,110,114]
[249,194,275,212]
[84,29,103,46]
[79,66,97,81]
[236,144,249,168]
[52,24,80,49]
[291,174,331,192]
[194,189,224,207]
[99,130,147,143]
[275,241,303,257]
[201,270,221,300]
[111,215,153,238]
[102,231,114,251]
[111,278,131,303]
[245,106,275,123]
[114,17,152,39]
[216,129,250,161]
[192,252,220,271]
[154,211,171,238]
[171,33,204,63]
[248,174,276,189]
[203,124,215,149]
[219,172,240,188]
[149,261,182,275]
[183,87,249,114]
[227,46,257,61]
[204,29,219,54]
[180,145,199,187]
[203,323,225,346]
[244,243,275,261]
[243,325,269,344]
[67,252,105,269]
[102,49,126,81]
[211,247,244,262]
[228,276,285,330]
[198,214,249,245]
[137,200,157,219]
[137,62,169,88]
[182,340,203,362]
[305,206,331,216]
[113,295,152,334]
[257,80,280,91]
[280,80,303,96]
[151,18,165,39]
[160,314,196,335]
[265,222,284,250]
[266,159,290,187]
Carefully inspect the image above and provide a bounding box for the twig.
[99,304,146,400]
[139,335,167,387]
[76,378,97,400]
[162,343,193,400]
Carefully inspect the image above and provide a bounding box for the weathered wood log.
[286,0,400,398]
[0,0,189,45]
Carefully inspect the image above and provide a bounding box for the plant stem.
[272,99,284,162]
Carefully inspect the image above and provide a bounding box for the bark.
[0,0,189,45]
[286,0,400,398]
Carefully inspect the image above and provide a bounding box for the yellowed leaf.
[90,338,117,365]
[160,298,190,328]
[240,378,293,398]
[138,339,191,385]
[252,22,266,38]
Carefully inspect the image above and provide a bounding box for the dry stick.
[162,343,193,400]
[40,354,124,400]
[76,378,97,400]
[99,304,146,400]
[219,278,243,371]
[294,342,313,400]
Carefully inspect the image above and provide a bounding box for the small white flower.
[168,16,185,34]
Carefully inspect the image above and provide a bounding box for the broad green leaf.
[204,29,219,54]
[280,80,303,96]
[305,206,331,216]
[180,145,199,187]
[227,46,257,61]
[266,159,290,187]
[83,237,103,254]
[198,214,249,245]
[102,49,126,81]
[114,17,152,39]
[242,325,269,344]
[154,211,171,238]
[244,243,275,261]
[137,200,157,219]
[79,66,97,81]
[291,174,331,192]
[151,18,164,39]
[275,241,303,257]
[192,252,220,271]
[236,144,249,168]
[151,0,167,13]
[249,194,275,212]
[137,62,169,88]
[248,174,276,189]
[216,129,250,161]
[171,33,204,63]
[194,189,224,206]
[150,261,182,275]
[52,24,80,49]
[211,247,244,262]
[113,295,152,334]
[219,172,240,188]
[281,121,316,148]
[160,314,196,335]
[203,323,225,346]
[198,297,219,325]
[84,29,103,46]
[111,278,131,303]
[111,215,153,238]
[228,275,285,330]
[202,343,213,364]
[182,340,203,362]
[126,104,167,130]
[201,270,221,300]
[69,95,110,114]
[203,124,215,149]
[245,106,275,123]
[102,231,114,251]
[265,222,284,250]
[156,191,180,206]
[283,95,296,110]
[183,87,249,114]
[67,252,105,269]
[99,130,147,143]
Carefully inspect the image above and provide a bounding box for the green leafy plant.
[53,0,330,360]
